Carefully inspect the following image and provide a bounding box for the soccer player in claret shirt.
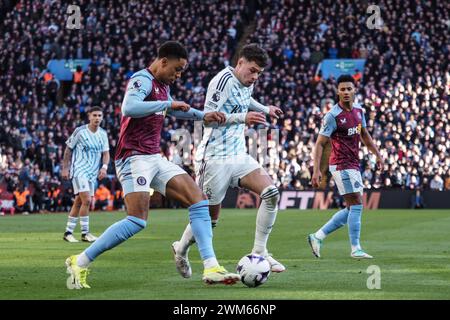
[308,75,384,259]
[65,41,240,289]
[172,43,286,279]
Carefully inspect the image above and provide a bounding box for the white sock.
[252,186,279,255]
[77,252,91,268]
[351,245,361,252]
[203,257,219,269]
[80,216,89,235]
[65,216,78,234]
[314,229,327,240]
[178,223,195,256]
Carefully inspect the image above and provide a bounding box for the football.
[236,254,271,288]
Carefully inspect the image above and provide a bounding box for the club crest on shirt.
[133,80,142,88]
[205,187,213,199]
[137,176,147,186]
[340,118,347,124]
[212,91,221,102]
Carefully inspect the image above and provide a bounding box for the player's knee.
[260,185,279,208]
[81,197,91,206]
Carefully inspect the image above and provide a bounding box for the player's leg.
[238,166,285,272]
[64,194,81,242]
[308,166,349,258]
[154,158,238,285]
[343,170,371,258]
[65,156,152,289]
[64,178,83,242]
[308,206,349,258]
[80,181,97,242]
[173,204,220,278]
[171,159,229,278]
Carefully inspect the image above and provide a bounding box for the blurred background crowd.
[0,0,449,213]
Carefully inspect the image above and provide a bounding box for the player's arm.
[312,113,336,188]
[166,93,226,125]
[360,127,384,171]
[121,76,172,118]
[200,79,266,126]
[249,97,283,119]
[98,132,110,180]
[312,134,331,188]
[61,147,72,180]
[62,128,81,180]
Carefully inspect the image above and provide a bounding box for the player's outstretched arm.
[220,111,267,126]
[121,76,171,118]
[360,127,384,171]
[167,104,202,120]
[249,97,283,119]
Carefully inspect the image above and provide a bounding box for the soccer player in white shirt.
[61,106,110,243]
[172,44,286,278]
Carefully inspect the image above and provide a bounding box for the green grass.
[0,209,450,300]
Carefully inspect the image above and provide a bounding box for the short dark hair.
[238,43,269,68]
[87,106,103,113]
[337,74,355,85]
[158,41,188,60]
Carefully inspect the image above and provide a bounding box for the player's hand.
[204,111,226,125]
[171,101,190,112]
[245,112,267,126]
[268,105,283,119]
[98,168,107,180]
[61,168,70,180]
[376,155,384,172]
[311,171,322,189]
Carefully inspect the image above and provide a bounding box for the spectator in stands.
[13,185,30,214]
[0,0,447,204]
[430,174,444,191]
[0,187,16,215]
[94,183,111,211]
[47,185,61,212]
[113,189,124,211]
[411,188,426,209]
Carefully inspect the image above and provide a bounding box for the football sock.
[316,207,349,239]
[80,216,89,235]
[188,200,217,264]
[203,257,220,270]
[348,204,363,251]
[77,252,91,268]
[83,215,146,262]
[65,216,78,234]
[178,223,195,256]
[252,186,279,255]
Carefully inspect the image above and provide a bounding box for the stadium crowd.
[0,0,449,214]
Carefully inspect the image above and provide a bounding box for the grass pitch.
[0,209,449,300]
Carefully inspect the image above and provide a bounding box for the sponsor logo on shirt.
[207,101,218,108]
[348,123,362,136]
